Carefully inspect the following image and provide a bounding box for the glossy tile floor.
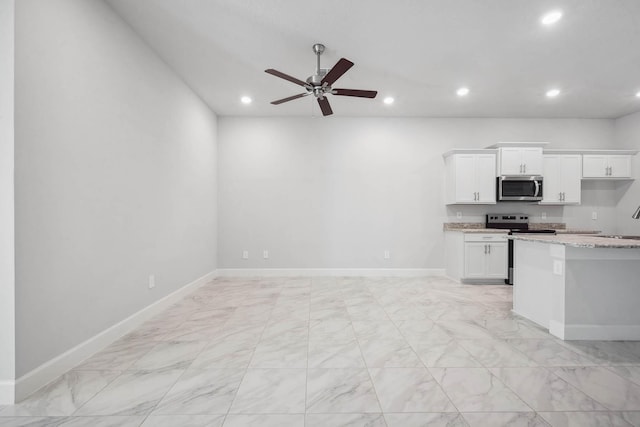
[2,276,640,427]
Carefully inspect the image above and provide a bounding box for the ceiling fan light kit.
[265,43,378,116]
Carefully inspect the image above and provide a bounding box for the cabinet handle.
[484,244,487,254]
[477,192,480,201]
[523,164,526,174]
[609,166,613,176]
[488,244,491,254]
[559,192,562,201]
[519,164,523,173]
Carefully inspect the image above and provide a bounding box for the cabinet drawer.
[464,233,508,242]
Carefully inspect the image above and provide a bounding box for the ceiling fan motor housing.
[306,70,328,87]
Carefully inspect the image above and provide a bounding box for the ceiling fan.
[265,44,378,116]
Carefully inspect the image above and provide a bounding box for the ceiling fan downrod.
[312,43,325,76]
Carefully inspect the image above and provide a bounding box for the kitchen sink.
[592,235,640,240]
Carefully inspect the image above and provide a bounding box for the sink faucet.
[634,205,640,219]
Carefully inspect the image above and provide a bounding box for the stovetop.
[508,229,556,234]
[486,213,556,234]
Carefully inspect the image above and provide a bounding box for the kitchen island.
[510,234,640,340]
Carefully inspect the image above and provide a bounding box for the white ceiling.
[106,0,640,118]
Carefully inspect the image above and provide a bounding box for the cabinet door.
[521,148,543,175]
[541,156,562,204]
[485,243,507,278]
[608,155,632,178]
[582,155,608,178]
[475,154,497,203]
[454,155,477,203]
[499,148,523,175]
[560,155,582,203]
[464,243,487,278]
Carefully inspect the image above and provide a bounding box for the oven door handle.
[534,180,541,198]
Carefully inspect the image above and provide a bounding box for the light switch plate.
[456,212,462,219]
[541,212,547,220]
[592,211,598,220]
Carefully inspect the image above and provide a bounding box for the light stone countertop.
[442,223,509,233]
[509,233,640,249]
[443,223,601,235]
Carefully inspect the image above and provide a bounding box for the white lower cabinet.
[464,239,507,279]
[445,231,508,281]
[484,241,508,278]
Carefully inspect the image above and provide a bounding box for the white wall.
[0,0,15,404]
[218,117,615,269]
[614,110,640,233]
[15,0,217,376]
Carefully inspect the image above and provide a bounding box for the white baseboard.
[550,321,640,341]
[14,270,217,403]
[549,320,565,340]
[0,380,15,405]
[216,268,446,278]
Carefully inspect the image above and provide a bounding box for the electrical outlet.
[384,250,390,259]
[591,211,598,220]
[263,250,269,259]
[541,212,547,220]
[242,250,249,259]
[148,274,155,289]
[456,211,462,219]
[553,260,563,275]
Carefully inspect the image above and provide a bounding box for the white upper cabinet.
[444,151,497,205]
[498,147,543,175]
[540,155,581,205]
[582,154,633,179]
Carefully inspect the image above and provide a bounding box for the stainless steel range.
[486,214,556,285]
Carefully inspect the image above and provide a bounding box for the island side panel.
[563,247,640,340]
[512,240,559,329]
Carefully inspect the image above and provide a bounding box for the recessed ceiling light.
[383,97,394,105]
[636,91,640,98]
[456,87,470,97]
[541,10,563,26]
[240,96,252,104]
[546,88,561,98]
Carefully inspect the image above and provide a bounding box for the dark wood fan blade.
[271,93,310,105]
[321,58,354,85]
[332,89,378,98]
[317,97,333,116]
[265,69,309,87]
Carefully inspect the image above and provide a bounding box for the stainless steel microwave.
[497,175,543,201]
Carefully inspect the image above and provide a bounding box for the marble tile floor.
[2,276,640,426]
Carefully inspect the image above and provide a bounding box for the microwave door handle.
[534,180,541,197]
